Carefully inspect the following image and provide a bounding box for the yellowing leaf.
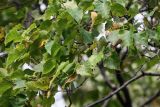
[26,77,50,90]
[90,12,98,30]
[47,90,51,98]
[111,23,121,30]
[65,74,77,84]
[0,27,5,40]
[39,39,48,48]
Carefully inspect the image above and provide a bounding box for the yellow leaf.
[39,39,48,48]
[112,23,121,30]
[0,27,5,41]
[89,41,97,50]
[90,12,98,31]
[47,90,51,98]
[65,74,77,84]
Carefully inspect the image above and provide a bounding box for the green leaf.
[114,0,126,6]
[13,80,26,90]
[10,69,25,79]
[64,0,83,22]
[39,20,52,30]
[119,30,134,47]
[26,77,49,90]
[43,59,56,74]
[51,42,61,56]
[0,68,8,78]
[79,0,94,10]
[45,41,54,55]
[49,61,69,87]
[33,63,43,73]
[146,56,160,70]
[111,3,127,17]
[6,51,20,67]
[5,24,22,45]
[104,51,120,70]
[80,28,93,44]
[0,81,12,95]
[108,30,134,48]
[76,62,93,76]
[107,30,120,45]
[43,3,59,20]
[94,0,110,19]
[62,62,75,73]
[22,23,37,37]
[128,4,139,17]
[54,61,69,78]
[88,52,104,68]
[134,31,148,47]
[76,52,104,76]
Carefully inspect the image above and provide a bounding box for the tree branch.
[141,90,160,107]
[115,70,132,107]
[66,88,72,107]
[116,47,132,107]
[98,62,116,89]
[85,72,160,107]
[98,62,126,106]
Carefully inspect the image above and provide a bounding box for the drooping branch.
[85,72,160,107]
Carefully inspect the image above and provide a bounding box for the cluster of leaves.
[0,0,160,107]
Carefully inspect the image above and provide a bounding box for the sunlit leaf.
[64,0,83,22]
[26,77,49,90]
[5,24,22,45]
[94,0,110,19]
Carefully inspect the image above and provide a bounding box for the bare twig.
[54,78,88,93]
[85,72,160,107]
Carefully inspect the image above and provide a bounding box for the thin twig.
[141,90,160,107]
[55,78,88,93]
[85,72,160,107]
[66,88,72,107]
[102,100,109,107]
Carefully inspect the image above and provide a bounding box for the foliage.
[0,0,160,107]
